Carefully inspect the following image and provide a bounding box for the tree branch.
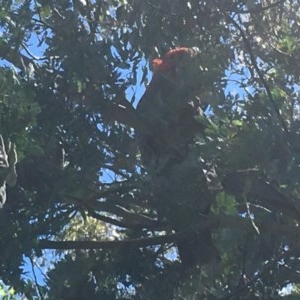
[38,232,180,250]
[38,214,300,250]
[224,0,286,14]
[215,1,288,134]
[0,41,35,72]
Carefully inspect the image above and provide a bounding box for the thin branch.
[87,210,130,227]
[215,1,288,134]
[0,42,34,71]
[63,191,161,229]
[38,232,180,250]
[223,171,300,220]
[227,0,286,14]
[87,209,161,229]
[222,246,289,299]
[21,42,42,61]
[29,257,45,299]
[246,201,260,234]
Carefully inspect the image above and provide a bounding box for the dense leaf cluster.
[0,0,300,299]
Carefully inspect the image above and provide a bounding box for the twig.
[29,256,44,300]
[215,1,288,134]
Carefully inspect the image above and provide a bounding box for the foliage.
[0,0,300,299]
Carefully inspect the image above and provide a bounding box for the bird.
[137,47,205,173]
[136,47,218,268]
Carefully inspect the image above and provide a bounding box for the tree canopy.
[1,0,300,299]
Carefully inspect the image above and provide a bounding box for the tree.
[1,0,300,298]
